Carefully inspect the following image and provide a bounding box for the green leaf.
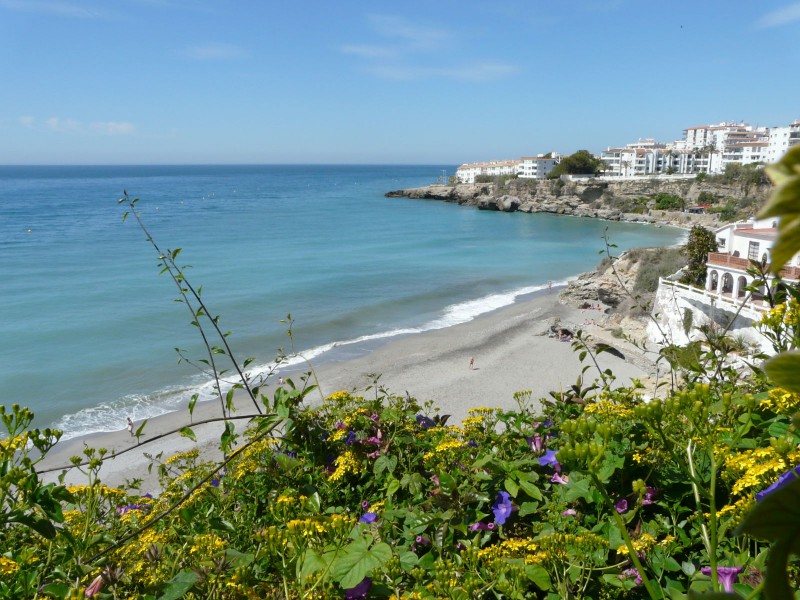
[135,419,148,438]
[331,539,392,589]
[764,351,800,394]
[40,582,70,598]
[504,476,520,498]
[517,478,543,501]
[374,454,397,476]
[525,564,551,590]
[179,427,196,442]
[398,550,418,572]
[681,560,696,576]
[687,593,742,600]
[437,472,457,496]
[770,215,800,273]
[518,501,539,517]
[299,548,337,579]
[157,571,200,600]
[385,476,400,499]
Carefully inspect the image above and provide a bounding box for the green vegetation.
[653,193,685,211]
[2,148,800,599]
[630,247,686,294]
[680,225,718,286]
[547,150,606,179]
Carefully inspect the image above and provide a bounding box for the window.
[717,237,726,248]
[748,241,760,261]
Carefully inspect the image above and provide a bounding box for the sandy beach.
[38,288,654,493]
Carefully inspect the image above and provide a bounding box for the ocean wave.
[52,280,573,440]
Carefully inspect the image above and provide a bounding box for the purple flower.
[756,465,800,502]
[542,418,554,429]
[345,430,356,446]
[115,503,144,516]
[641,486,657,505]
[416,414,435,429]
[361,500,370,510]
[701,566,743,593]
[467,439,478,448]
[562,508,577,516]
[415,535,430,546]
[619,568,642,586]
[359,512,377,524]
[344,576,372,600]
[492,491,513,525]
[614,498,628,514]
[431,475,440,487]
[538,449,560,469]
[370,413,380,422]
[527,433,544,453]
[551,473,569,485]
[468,521,496,531]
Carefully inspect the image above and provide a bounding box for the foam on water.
[52,280,573,440]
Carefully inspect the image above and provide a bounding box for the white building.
[456,154,560,184]
[649,219,800,356]
[517,154,560,179]
[705,218,800,302]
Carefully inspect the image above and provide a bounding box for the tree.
[547,150,605,178]
[680,225,718,286]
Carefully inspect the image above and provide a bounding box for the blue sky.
[1,1,798,165]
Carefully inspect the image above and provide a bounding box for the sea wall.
[386,177,771,229]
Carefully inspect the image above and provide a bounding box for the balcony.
[707,252,800,280]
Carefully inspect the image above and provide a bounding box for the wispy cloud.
[365,62,519,83]
[756,2,800,28]
[19,116,136,135]
[0,0,102,18]
[342,13,517,83]
[182,43,249,60]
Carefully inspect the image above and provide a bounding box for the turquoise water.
[0,165,683,438]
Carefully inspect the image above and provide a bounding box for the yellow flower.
[329,449,361,482]
[0,556,19,576]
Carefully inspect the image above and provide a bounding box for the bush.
[653,193,685,211]
[632,247,686,293]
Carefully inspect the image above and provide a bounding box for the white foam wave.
[53,281,572,440]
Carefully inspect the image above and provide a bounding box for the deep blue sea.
[0,165,683,439]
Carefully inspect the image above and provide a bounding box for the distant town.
[456,118,800,184]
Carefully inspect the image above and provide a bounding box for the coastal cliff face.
[386,178,771,229]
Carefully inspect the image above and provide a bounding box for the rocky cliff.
[385,177,771,229]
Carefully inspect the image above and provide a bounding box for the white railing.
[658,278,770,321]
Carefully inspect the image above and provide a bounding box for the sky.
[1,1,799,165]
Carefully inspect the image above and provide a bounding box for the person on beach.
[126,417,134,437]
[469,356,474,370]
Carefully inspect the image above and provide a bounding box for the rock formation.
[386,177,771,229]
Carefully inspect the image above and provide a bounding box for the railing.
[659,278,770,320]
[706,253,800,280]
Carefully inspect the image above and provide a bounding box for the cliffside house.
[649,219,800,355]
[456,154,560,184]
[706,218,800,306]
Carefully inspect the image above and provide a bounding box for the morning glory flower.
[701,566,742,593]
[492,491,513,525]
[359,512,377,524]
[345,431,356,446]
[344,577,372,600]
[614,498,629,514]
[755,465,800,502]
[551,473,569,484]
[468,521,496,531]
[416,414,435,429]
[538,449,560,469]
[415,535,430,546]
[562,508,577,516]
[527,433,544,453]
[641,486,657,505]
[619,568,642,586]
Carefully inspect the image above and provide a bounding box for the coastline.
[38,287,654,493]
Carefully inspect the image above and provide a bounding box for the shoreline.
[38,286,655,493]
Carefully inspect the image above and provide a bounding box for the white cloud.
[366,14,453,51]
[340,44,398,59]
[20,116,136,135]
[46,117,81,132]
[90,121,135,135]
[343,14,517,83]
[0,0,102,18]
[365,62,519,83]
[183,43,248,60]
[757,2,800,28]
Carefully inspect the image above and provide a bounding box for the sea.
[0,165,684,440]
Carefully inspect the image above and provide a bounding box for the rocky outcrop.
[385,177,771,229]
[559,251,644,310]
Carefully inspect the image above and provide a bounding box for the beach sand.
[38,288,654,493]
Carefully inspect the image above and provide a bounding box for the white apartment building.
[456,154,560,183]
[517,154,560,179]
